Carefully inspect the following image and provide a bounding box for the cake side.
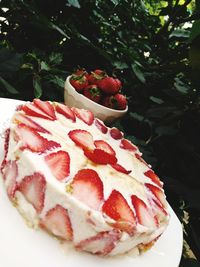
[0,99,170,256]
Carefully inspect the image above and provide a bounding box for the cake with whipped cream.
[0,99,169,256]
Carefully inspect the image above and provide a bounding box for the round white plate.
[0,98,183,267]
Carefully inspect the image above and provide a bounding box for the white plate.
[0,98,183,267]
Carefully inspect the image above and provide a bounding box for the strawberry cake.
[0,99,170,256]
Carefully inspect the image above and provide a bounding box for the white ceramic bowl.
[64,76,128,123]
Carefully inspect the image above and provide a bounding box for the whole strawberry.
[98,76,121,95]
[114,93,127,110]
[102,93,127,110]
[83,85,102,103]
[88,69,107,85]
[70,69,88,92]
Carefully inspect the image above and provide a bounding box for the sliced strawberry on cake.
[18,172,46,213]
[102,189,136,235]
[15,124,60,153]
[55,102,76,122]
[45,151,70,181]
[69,169,104,210]
[40,204,73,240]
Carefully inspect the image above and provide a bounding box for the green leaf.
[49,75,65,88]
[110,0,120,5]
[33,76,42,98]
[0,76,19,94]
[67,0,80,8]
[174,78,189,94]
[149,96,164,104]
[49,53,63,65]
[169,29,190,39]
[113,61,128,69]
[131,63,146,83]
[50,23,70,39]
[130,112,144,122]
[189,20,200,42]
[40,61,50,71]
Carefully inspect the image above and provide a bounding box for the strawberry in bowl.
[65,68,128,123]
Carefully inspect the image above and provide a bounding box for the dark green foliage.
[0,0,200,265]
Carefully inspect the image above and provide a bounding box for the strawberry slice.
[0,128,10,171]
[40,204,73,240]
[70,169,104,210]
[3,161,18,199]
[94,119,108,134]
[71,107,94,125]
[20,103,54,120]
[102,189,136,235]
[111,163,131,174]
[144,170,162,187]
[145,183,167,209]
[15,124,60,153]
[120,139,137,152]
[45,151,70,181]
[55,102,76,122]
[94,140,116,156]
[19,172,46,213]
[76,230,121,256]
[14,113,49,133]
[33,99,56,120]
[135,153,149,167]
[84,149,117,165]
[68,129,95,151]
[131,195,157,228]
[110,128,123,140]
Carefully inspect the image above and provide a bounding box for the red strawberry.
[20,102,54,120]
[94,140,116,156]
[15,124,60,153]
[120,138,137,152]
[111,163,131,175]
[76,230,121,256]
[145,183,167,209]
[114,93,127,110]
[131,195,157,228]
[45,151,70,181]
[73,68,88,76]
[84,149,117,165]
[94,119,108,134]
[0,128,10,171]
[115,79,122,91]
[14,113,49,133]
[71,107,94,125]
[55,102,76,122]
[3,160,18,199]
[71,169,104,210]
[110,128,123,140]
[87,69,107,85]
[83,85,102,103]
[98,77,121,95]
[33,99,56,120]
[144,170,162,187]
[102,189,136,234]
[101,95,115,109]
[70,71,88,92]
[68,130,95,151]
[40,204,73,240]
[19,172,46,213]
